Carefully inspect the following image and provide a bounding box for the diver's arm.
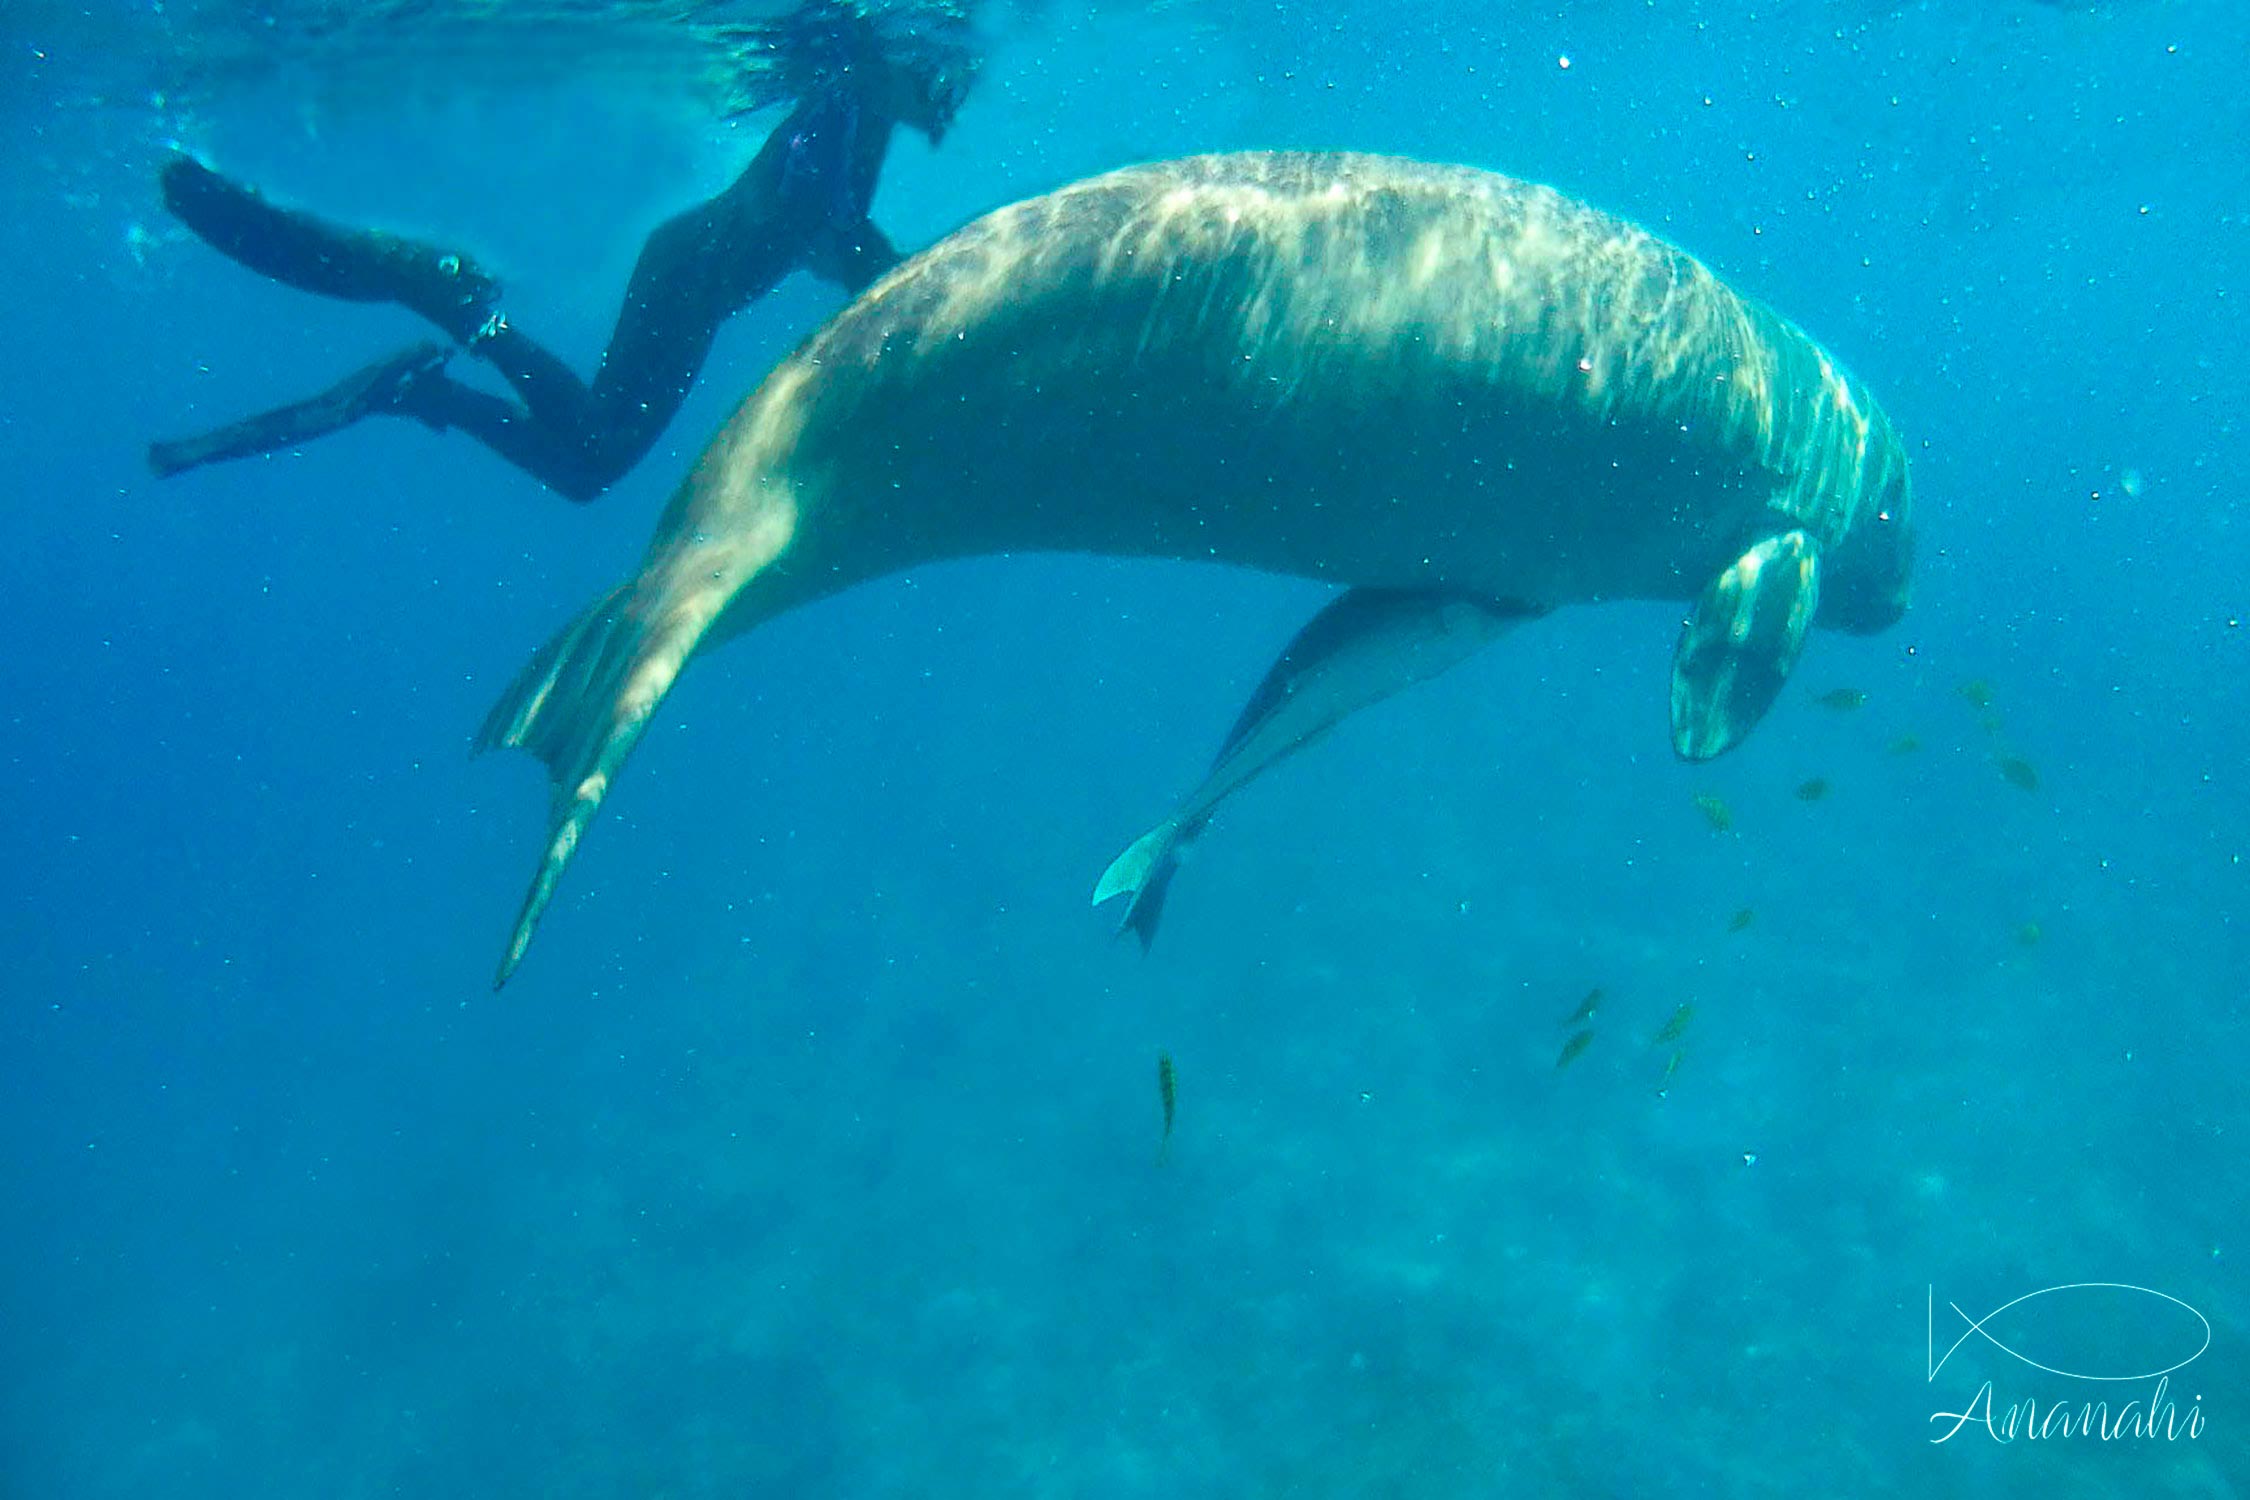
[814,218,902,293]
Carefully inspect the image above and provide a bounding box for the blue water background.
[3,1,2245,1493]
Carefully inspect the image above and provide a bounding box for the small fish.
[1813,687,1867,711]
[1562,987,1603,1027]
[1958,679,1996,712]
[1692,793,1733,832]
[1656,1047,1685,1095]
[2015,921,2043,948]
[1794,777,1831,802]
[1887,733,1922,755]
[1556,1029,1595,1070]
[1726,907,1756,933]
[1654,1003,1695,1046]
[1156,1052,1177,1162]
[1997,756,2040,792]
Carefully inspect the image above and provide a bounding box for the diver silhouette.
[150,0,980,502]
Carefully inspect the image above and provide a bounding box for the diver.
[149,0,981,502]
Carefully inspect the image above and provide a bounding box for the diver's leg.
[458,324,601,443]
[161,154,499,344]
[382,319,619,501]
[431,162,799,498]
[390,367,605,503]
[148,342,452,477]
[458,199,763,496]
[565,185,795,481]
[441,192,751,496]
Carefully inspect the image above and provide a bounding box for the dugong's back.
[704,151,1901,613]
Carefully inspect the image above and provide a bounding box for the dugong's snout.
[1820,460,1914,635]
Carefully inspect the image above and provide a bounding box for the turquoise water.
[3,2,2244,1494]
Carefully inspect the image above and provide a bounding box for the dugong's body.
[480,151,1913,984]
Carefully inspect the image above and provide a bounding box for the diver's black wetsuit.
[153,85,907,501]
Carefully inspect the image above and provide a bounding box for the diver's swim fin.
[148,341,453,477]
[161,154,500,343]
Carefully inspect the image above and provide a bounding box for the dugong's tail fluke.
[476,568,723,988]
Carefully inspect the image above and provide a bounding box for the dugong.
[478,151,1913,986]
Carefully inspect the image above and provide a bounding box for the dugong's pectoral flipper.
[1670,529,1822,761]
[1095,588,1542,948]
